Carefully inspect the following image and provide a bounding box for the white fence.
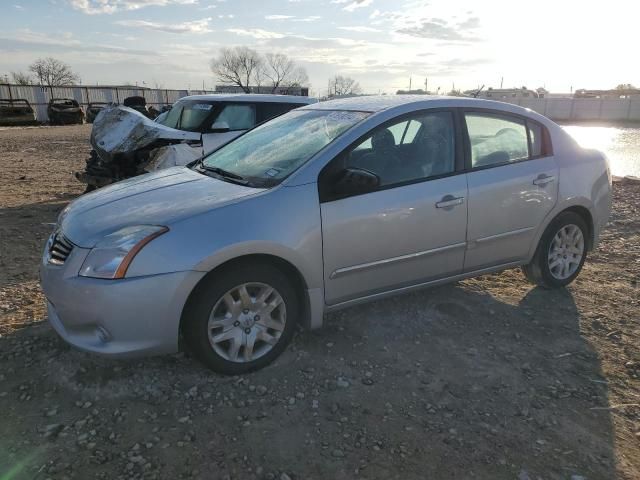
[3,83,640,123]
[498,96,640,122]
[0,84,215,122]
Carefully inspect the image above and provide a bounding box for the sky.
[0,0,638,96]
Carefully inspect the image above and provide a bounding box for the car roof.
[179,94,317,105]
[300,95,542,118]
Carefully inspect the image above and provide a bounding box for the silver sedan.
[40,96,612,374]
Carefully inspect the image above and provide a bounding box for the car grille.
[48,233,74,265]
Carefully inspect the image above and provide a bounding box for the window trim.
[318,108,463,203]
[460,108,553,172]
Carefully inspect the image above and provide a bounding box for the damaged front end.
[76,106,202,192]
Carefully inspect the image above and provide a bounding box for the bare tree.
[11,71,33,85]
[210,47,262,93]
[262,53,309,93]
[29,57,80,90]
[328,75,361,96]
[616,83,637,90]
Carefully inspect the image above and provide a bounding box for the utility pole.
[424,77,428,92]
[500,76,504,88]
[409,76,412,91]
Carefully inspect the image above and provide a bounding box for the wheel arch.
[562,205,594,250]
[528,202,596,262]
[179,253,313,335]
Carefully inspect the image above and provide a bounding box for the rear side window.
[211,104,255,131]
[257,103,300,123]
[526,120,552,157]
[528,121,542,157]
[465,113,528,167]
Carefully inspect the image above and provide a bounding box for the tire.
[522,211,589,288]
[182,262,299,375]
[83,184,97,193]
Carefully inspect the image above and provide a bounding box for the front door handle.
[436,195,465,209]
[533,174,555,186]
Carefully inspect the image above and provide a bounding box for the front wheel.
[522,211,589,288]
[183,263,299,374]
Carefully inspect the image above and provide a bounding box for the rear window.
[465,113,529,167]
[465,112,552,168]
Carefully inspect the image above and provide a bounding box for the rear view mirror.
[210,121,230,133]
[333,167,380,196]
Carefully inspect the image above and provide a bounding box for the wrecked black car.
[48,98,84,125]
[0,99,38,126]
[123,96,154,119]
[85,102,110,123]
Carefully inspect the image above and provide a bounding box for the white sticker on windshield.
[192,104,213,110]
[265,168,280,177]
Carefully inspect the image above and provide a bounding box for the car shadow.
[287,280,618,479]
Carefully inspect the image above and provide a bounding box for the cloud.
[264,14,320,22]
[0,29,154,57]
[115,17,212,33]
[293,15,321,22]
[14,4,24,9]
[68,0,197,15]
[396,16,481,41]
[343,0,372,12]
[226,28,285,39]
[265,14,294,20]
[338,26,380,32]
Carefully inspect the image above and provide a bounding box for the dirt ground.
[0,124,638,480]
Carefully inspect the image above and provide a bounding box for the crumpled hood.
[91,106,200,161]
[59,167,265,248]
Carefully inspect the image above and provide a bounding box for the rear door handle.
[533,174,555,186]
[436,195,465,209]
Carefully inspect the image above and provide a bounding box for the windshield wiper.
[200,165,249,184]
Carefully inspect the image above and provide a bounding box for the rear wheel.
[522,211,588,288]
[183,263,299,374]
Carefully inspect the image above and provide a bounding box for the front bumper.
[40,238,205,357]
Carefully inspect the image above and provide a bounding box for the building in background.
[574,88,640,99]
[469,87,540,100]
[214,85,310,96]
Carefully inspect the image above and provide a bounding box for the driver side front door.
[319,110,468,305]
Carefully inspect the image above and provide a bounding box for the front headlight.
[79,225,168,279]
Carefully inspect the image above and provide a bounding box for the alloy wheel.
[207,282,287,363]
[547,224,585,280]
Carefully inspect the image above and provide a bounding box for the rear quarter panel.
[526,125,612,258]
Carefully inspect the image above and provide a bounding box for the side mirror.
[333,167,380,196]
[210,121,230,133]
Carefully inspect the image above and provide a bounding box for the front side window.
[344,111,455,187]
[212,104,256,131]
[465,113,529,167]
[157,100,216,131]
[201,109,369,186]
